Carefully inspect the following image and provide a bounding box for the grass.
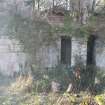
[7,73,33,94]
[0,73,104,105]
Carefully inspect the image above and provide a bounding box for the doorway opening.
[61,36,71,65]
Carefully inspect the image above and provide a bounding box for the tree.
[8,0,53,64]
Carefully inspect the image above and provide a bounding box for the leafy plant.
[95,94,105,105]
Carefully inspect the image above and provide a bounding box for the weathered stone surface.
[71,37,87,66]
[0,0,105,76]
[35,39,61,68]
[95,39,105,69]
[51,81,61,93]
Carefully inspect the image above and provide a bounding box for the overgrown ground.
[0,73,104,105]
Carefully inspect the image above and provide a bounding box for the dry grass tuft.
[8,73,33,94]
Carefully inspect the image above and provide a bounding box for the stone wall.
[35,39,61,68]
[71,37,87,66]
[35,37,87,68]
[95,39,105,69]
[35,36,105,69]
[0,36,104,76]
[0,36,29,76]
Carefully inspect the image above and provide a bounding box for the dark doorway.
[61,36,71,65]
[86,35,96,89]
[87,35,96,65]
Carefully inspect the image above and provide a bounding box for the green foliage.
[48,66,72,90]
[80,96,98,105]
[8,13,52,54]
[34,78,50,93]
[31,66,51,92]
[54,14,91,38]
[95,68,105,94]
[95,94,105,105]
[31,65,73,92]
[96,69,105,81]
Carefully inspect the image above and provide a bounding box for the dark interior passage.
[61,36,71,65]
[87,35,96,65]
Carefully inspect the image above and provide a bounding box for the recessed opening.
[61,36,71,65]
[87,35,96,65]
